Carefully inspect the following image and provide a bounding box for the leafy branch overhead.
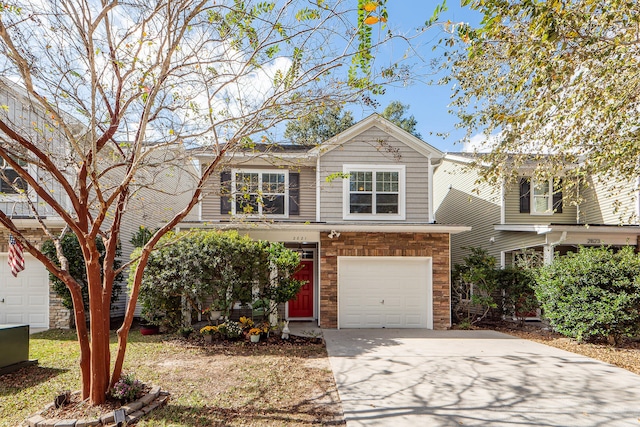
[443,0,640,189]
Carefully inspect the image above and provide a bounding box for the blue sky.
[351,1,482,153]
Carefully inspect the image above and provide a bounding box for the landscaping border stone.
[24,386,170,427]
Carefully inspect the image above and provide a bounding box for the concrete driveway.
[323,329,640,427]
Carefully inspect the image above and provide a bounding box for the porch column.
[543,245,554,266]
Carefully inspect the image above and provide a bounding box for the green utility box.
[0,324,36,374]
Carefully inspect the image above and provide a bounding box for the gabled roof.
[308,114,443,159]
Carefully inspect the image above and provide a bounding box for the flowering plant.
[248,327,262,336]
[239,316,254,329]
[200,325,219,336]
[218,320,243,339]
[110,373,145,402]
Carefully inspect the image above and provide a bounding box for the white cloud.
[463,132,502,153]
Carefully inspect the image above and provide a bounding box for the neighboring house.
[0,79,197,330]
[433,153,640,268]
[180,114,470,329]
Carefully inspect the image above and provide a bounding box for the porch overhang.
[176,221,471,237]
[495,224,640,246]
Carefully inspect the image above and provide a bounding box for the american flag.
[8,234,25,277]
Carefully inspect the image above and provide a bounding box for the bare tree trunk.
[87,248,110,405]
[64,275,91,399]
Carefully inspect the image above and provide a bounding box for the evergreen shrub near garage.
[42,233,123,317]
[535,246,640,344]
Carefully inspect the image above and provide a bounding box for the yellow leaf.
[169,129,175,135]
[364,16,379,25]
[363,2,378,12]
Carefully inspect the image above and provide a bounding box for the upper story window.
[232,169,288,217]
[519,177,563,215]
[343,164,405,220]
[0,157,28,196]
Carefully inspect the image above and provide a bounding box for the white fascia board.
[176,221,471,235]
[494,224,553,234]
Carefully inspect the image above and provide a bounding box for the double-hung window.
[519,177,563,215]
[233,170,288,217]
[343,165,405,220]
[532,179,552,214]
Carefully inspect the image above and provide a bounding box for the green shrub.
[535,246,640,343]
[451,247,499,324]
[132,230,303,330]
[497,266,539,324]
[42,233,123,315]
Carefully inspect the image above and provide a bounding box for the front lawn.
[0,330,344,427]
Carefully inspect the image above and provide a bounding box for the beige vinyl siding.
[200,165,316,222]
[434,159,549,266]
[434,159,500,265]
[318,126,430,222]
[580,176,638,225]
[504,179,578,225]
[106,148,198,317]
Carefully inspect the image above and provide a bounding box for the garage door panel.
[0,254,49,328]
[338,257,432,329]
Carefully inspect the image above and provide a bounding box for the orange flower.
[364,16,379,25]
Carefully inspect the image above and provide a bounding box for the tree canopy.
[381,101,421,138]
[444,0,640,188]
[284,104,355,145]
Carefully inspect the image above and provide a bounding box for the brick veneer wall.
[0,226,71,329]
[319,232,451,329]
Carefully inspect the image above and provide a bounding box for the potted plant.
[178,326,194,338]
[248,328,262,343]
[200,325,219,344]
[202,299,228,322]
[139,309,161,335]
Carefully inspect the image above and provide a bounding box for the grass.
[0,330,344,427]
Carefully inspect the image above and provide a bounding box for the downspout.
[428,156,435,223]
[315,152,321,327]
[500,178,506,225]
[636,176,640,224]
[316,155,321,223]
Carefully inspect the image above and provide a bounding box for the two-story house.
[434,153,640,268]
[181,114,470,329]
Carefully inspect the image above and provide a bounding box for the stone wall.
[319,232,451,329]
[49,285,72,329]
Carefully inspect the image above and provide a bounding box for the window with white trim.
[343,165,405,220]
[519,177,563,215]
[532,179,552,214]
[232,170,288,217]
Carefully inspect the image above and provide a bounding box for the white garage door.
[0,254,49,328]
[338,256,432,329]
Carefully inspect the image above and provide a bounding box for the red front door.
[288,260,314,318]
